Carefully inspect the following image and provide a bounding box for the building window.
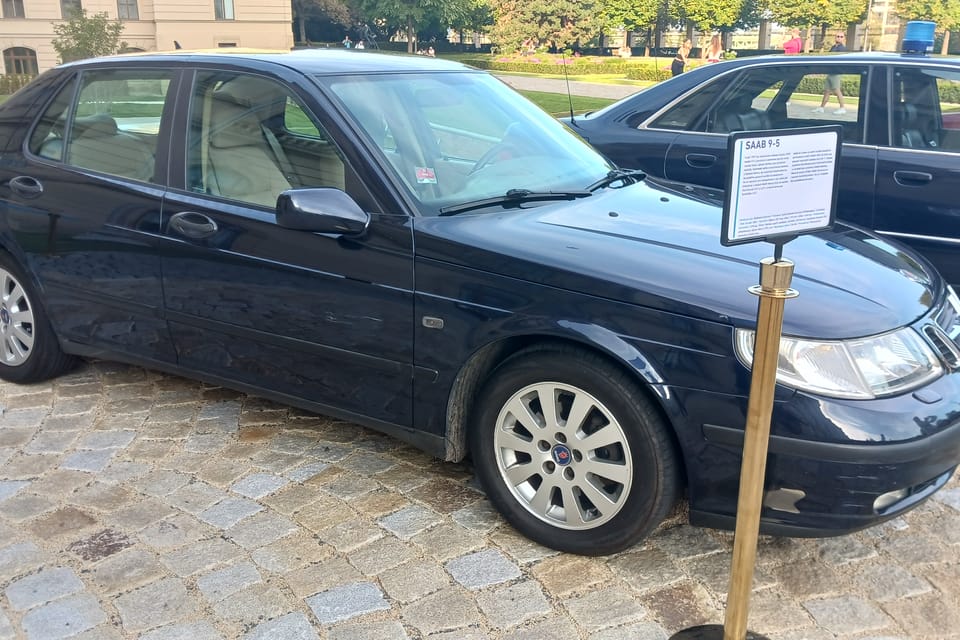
[2,0,25,18]
[214,0,234,20]
[60,0,81,18]
[3,47,38,75]
[117,0,138,20]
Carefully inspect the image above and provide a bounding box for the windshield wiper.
[586,169,647,192]
[438,188,591,217]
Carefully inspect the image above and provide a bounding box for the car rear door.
[0,65,180,363]
[158,67,416,426]
[873,64,960,286]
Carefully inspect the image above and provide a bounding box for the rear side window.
[28,68,173,183]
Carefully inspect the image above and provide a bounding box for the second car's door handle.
[8,175,44,199]
[894,170,933,186]
[685,153,717,168]
[169,211,218,238]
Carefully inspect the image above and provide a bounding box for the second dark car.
[565,52,960,285]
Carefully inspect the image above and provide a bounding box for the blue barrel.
[902,20,936,53]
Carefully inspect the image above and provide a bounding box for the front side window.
[890,67,960,152]
[2,0,24,18]
[652,64,866,143]
[214,0,234,20]
[60,0,81,18]
[3,46,37,74]
[187,71,348,208]
[117,0,138,20]
[29,69,172,183]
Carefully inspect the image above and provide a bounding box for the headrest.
[901,103,918,124]
[74,113,117,138]
[209,77,286,149]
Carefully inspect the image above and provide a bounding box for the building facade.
[1,0,294,75]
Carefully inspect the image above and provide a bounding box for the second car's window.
[186,71,348,209]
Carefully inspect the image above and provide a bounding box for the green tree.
[676,0,744,32]
[895,0,960,53]
[52,9,125,63]
[354,0,472,52]
[293,0,352,44]
[765,0,867,45]
[488,0,601,54]
[597,0,661,35]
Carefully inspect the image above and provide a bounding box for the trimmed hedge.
[462,56,671,81]
[796,75,862,98]
[0,74,35,95]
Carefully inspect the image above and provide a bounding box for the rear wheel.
[0,253,75,383]
[470,345,681,555]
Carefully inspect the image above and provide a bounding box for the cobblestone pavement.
[1,360,958,640]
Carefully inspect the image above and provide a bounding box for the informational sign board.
[721,126,842,246]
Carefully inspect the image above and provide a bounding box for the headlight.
[734,327,942,399]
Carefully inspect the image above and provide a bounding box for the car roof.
[705,51,960,70]
[57,48,473,75]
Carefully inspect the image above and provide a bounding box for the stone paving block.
[111,498,179,530]
[770,558,840,598]
[199,497,264,529]
[91,548,167,595]
[936,487,960,511]
[197,561,262,602]
[652,525,726,559]
[286,461,330,483]
[166,482,228,515]
[489,529,559,565]
[803,595,892,635]
[98,460,151,485]
[3,453,59,479]
[0,408,49,428]
[327,620,407,640]
[0,608,13,640]
[211,583,299,626]
[875,531,944,566]
[530,555,614,598]
[378,505,443,540]
[0,426,35,447]
[0,541,46,578]
[132,469,194,497]
[341,451,397,475]
[306,581,391,624]
[226,510,299,549]
[0,480,30,502]
[244,613,319,640]
[161,537,243,577]
[748,588,815,632]
[477,579,552,629]
[69,483,133,512]
[379,559,451,603]
[23,431,78,454]
[262,484,322,515]
[323,473,380,501]
[373,464,431,492]
[250,450,305,473]
[66,528,134,562]
[138,513,212,549]
[641,581,717,633]
[318,518,383,553]
[77,429,137,450]
[446,548,521,590]
[400,586,480,635]
[114,577,197,633]
[60,449,116,472]
[564,586,647,632]
[411,522,485,562]
[500,614,580,640]
[816,536,878,566]
[5,567,84,611]
[20,593,106,640]
[849,563,932,602]
[285,557,363,598]
[250,532,331,574]
[28,506,96,540]
[185,433,234,454]
[451,500,502,533]
[883,592,960,637]
[407,479,483,514]
[610,548,685,593]
[140,621,224,640]
[590,621,670,640]
[348,535,415,575]
[231,472,289,499]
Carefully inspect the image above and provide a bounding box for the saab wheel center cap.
[551,444,573,466]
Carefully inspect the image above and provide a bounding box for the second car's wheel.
[0,253,75,384]
[470,345,681,556]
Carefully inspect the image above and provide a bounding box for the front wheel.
[0,253,75,383]
[470,346,681,555]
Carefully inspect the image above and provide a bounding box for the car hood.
[414,179,938,339]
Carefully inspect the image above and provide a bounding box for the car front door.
[874,65,960,286]
[158,68,415,425]
[0,66,179,363]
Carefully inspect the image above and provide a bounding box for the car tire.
[470,345,681,555]
[0,252,75,383]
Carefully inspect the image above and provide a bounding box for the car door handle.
[169,211,218,238]
[8,175,44,199]
[685,153,717,168]
[893,170,933,186]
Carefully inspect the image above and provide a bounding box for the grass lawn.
[518,90,616,116]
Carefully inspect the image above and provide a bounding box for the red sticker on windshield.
[416,167,437,184]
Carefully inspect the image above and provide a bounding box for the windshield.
[318,71,616,216]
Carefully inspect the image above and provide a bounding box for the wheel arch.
[443,329,687,489]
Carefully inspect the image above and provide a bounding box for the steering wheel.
[470,123,528,175]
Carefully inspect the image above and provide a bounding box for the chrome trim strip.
[877,230,960,245]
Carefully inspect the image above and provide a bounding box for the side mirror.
[276,188,370,236]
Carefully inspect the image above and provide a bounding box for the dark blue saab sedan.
[1,50,958,555]
[564,52,960,286]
